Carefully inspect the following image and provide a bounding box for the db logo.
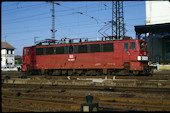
[68,54,75,61]
[69,54,73,58]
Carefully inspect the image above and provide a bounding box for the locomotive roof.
[24,39,145,48]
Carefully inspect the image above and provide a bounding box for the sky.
[1,1,146,56]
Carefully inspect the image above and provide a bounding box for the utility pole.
[51,1,55,39]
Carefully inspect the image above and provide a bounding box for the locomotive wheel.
[68,70,73,76]
[62,70,67,75]
[133,71,139,75]
[52,70,61,76]
[48,71,53,76]
[85,70,97,76]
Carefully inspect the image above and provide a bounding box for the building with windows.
[1,42,16,69]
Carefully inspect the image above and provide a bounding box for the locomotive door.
[25,48,31,70]
[30,47,35,69]
[66,45,76,69]
[123,42,130,62]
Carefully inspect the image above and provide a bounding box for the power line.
[2,22,101,36]
[2,2,150,39]
[3,12,50,22]
[2,2,144,23]
[2,13,77,25]
[3,2,168,25]
[2,2,17,7]
[2,2,46,12]
[2,3,48,16]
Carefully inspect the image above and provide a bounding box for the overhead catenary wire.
[2,2,145,24]
[3,1,142,23]
[2,2,46,12]
[2,1,150,43]
[2,22,101,35]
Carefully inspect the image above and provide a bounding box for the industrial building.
[134,1,170,67]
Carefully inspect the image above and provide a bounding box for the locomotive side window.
[45,47,54,55]
[124,43,128,51]
[65,46,69,54]
[24,49,26,55]
[56,46,64,54]
[27,49,30,55]
[103,43,114,52]
[90,44,100,53]
[130,42,136,50]
[73,45,78,53]
[36,48,44,55]
[78,45,87,53]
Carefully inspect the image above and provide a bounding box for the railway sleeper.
[2,97,81,112]
[2,96,170,111]
[2,91,170,106]
[99,101,170,111]
[2,105,41,112]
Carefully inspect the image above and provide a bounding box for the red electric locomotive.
[21,38,151,76]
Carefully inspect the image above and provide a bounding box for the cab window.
[130,42,136,50]
[27,49,30,55]
[140,42,147,50]
[124,43,128,51]
[24,49,26,55]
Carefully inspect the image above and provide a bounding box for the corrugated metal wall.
[147,36,170,63]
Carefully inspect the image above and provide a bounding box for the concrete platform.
[153,69,170,74]
[159,65,170,70]
[152,64,170,71]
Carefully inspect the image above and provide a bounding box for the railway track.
[2,84,170,95]
[2,71,170,111]
[2,83,170,111]
[2,90,170,112]
[2,105,41,112]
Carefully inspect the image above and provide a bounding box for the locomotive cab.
[128,40,150,75]
[138,40,148,61]
[21,47,31,72]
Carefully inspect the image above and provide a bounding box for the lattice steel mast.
[112,1,126,40]
[51,1,55,39]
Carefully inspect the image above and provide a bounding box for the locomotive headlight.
[137,56,141,61]
[137,56,148,61]
[142,56,148,61]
